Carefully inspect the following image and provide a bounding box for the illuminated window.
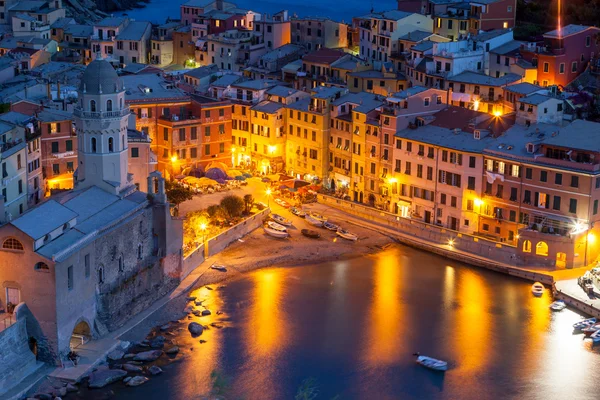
[523,240,532,253]
[2,238,23,250]
[503,22,508,29]
[536,241,548,256]
[215,20,220,27]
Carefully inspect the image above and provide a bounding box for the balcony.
[74,107,130,119]
[51,150,75,159]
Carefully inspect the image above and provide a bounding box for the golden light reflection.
[443,265,455,308]
[454,270,490,372]
[363,251,403,365]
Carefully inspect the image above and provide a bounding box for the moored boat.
[272,214,292,226]
[290,207,306,217]
[309,212,327,222]
[210,264,227,272]
[263,226,289,238]
[301,229,320,239]
[305,214,324,227]
[591,330,600,343]
[549,300,566,311]
[582,323,600,337]
[531,282,544,296]
[267,221,287,232]
[336,229,358,241]
[413,353,448,372]
[573,318,597,331]
[323,221,339,231]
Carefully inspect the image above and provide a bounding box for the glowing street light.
[200,223,207,243]
[474,198,483,207]
[448,238,455,247]
[493,110,502,117]
[266,188,272,207]
[268,145,276,154]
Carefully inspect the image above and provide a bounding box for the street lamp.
[266,188,272,207]
[170,155,178,180]
[200,223,207,243]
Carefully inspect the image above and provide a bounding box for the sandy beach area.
[120,202,395,342]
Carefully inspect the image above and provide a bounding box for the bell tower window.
[107,99,113,112]
[90,100,96,112]
[91,137,97,152]
[108,137,114,152]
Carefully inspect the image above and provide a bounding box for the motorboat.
[301,229,321,239]
[414,353,448,372]
[323,222,339,231]
[263,226,289,238]
[336,229,358,241]
[531,282,544,296]
[210,264,227,272]
[267,221,287,232]
[305,214,324,227]
[309,212,327,222]
[591,330,600,343]
[549,300,566,311]
[272,214,292,226]
[280,200,291,208]
[573,318,597,331]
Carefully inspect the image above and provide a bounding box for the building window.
[98,266,104,284]
[131,147,139,158]
[118,255,124,272]
[67,266,73,290]
[34,262,49,271]
[90,100,96,112]
[535,241,548,256]
[559,63,565,74]
[106,99,112,111]
[523,240,532,253]
[137,244,143,259]
[569,199,577,213]
[571,176,579,188]
[572,61,578,72]
[543,63,549,73]
[91,137,97,153]
[555,173,562,185]
[108,137,114,152]
[2,238,23,250]
[205,144,210,155]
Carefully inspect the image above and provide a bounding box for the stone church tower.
[74,58,134,195]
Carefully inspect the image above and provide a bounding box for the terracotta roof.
[302,48,346,65]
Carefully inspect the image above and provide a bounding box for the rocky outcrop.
[126,376,149,387]
[188,322,203,336]
[87,368,127,388]
[133,350,163,362]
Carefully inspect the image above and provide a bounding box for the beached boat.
[272,214,292,226]
[210,264,227,272]
[549,300,566,311]
[290,207,306,217]
[531,282,544,296]
[309,212,327,222]
[582,323,600,336]
[267,221,287,232]
[573,318,597,331]
[337,229,358,241]
[263,226,289,238]
[305,214,324,227]
[591,330,600,343]
[301,229,320,239]
[323,222,339,231]
[414,353,448,372]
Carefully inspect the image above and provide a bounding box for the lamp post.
[266,188,272,207]
[170,155,178,181]
[200,223,207,244]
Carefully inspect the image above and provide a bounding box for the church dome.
[78,59,124,95]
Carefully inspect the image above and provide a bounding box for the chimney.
[56,81,61,100]
[216,0,223,10]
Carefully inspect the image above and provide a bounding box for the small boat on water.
[271,214,292,226]
[301,229,320,239]
[573,318,597,331]
[290,207,306,217]
[323,222,339,231]
[549,300,566,311]
[337,229,358,241]
[414,353,448,372]
[267,221,287,232]
[305,214,324,227]
[210,264,227,272]
[263,226,289,238]
[531,282,544,296]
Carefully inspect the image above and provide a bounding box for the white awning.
[452,92,472,102]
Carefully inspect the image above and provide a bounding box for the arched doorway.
[556,252,567,269]
[70,319,92,350]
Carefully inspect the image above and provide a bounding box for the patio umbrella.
[228,169,243,177]
[205,168,228,181]
[206,161,229,171]
[197,177,218,186]
[243,173,252,178]
[281,179,310,189]
[235,175,246,181]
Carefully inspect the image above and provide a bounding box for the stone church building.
[0,59,183,365]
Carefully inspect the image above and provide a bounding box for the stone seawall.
[0,316,38,396]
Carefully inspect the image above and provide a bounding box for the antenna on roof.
[370,0,374,13]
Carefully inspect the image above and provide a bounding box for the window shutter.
[148,107,152,118]
[534,192,539,206]
[545,195,550,209]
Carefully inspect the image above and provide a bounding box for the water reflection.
[363,251,404,365]
[453,270,491,373]
[236,269,287,397]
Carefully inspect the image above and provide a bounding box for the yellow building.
[231,103,252,167]
[249,101,287,174]
[347,67,408,96]
[285,87,344,181]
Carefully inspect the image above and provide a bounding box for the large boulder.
[126,376,149,387]
[201,309,211,316]
[87,369,127,388]
[122,364,143,373]
[150,336,166,348]
[188,322,203,336]
[148,365,163,375]
[133,350,163,362]
[165,346,179,355]
[107,349,124,361]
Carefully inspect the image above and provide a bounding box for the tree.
[220,195,244,219]
[165,181,194,216]
[243,194,254,214]
[207,204,224,219]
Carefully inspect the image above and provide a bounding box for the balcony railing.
[74,107,130,119]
